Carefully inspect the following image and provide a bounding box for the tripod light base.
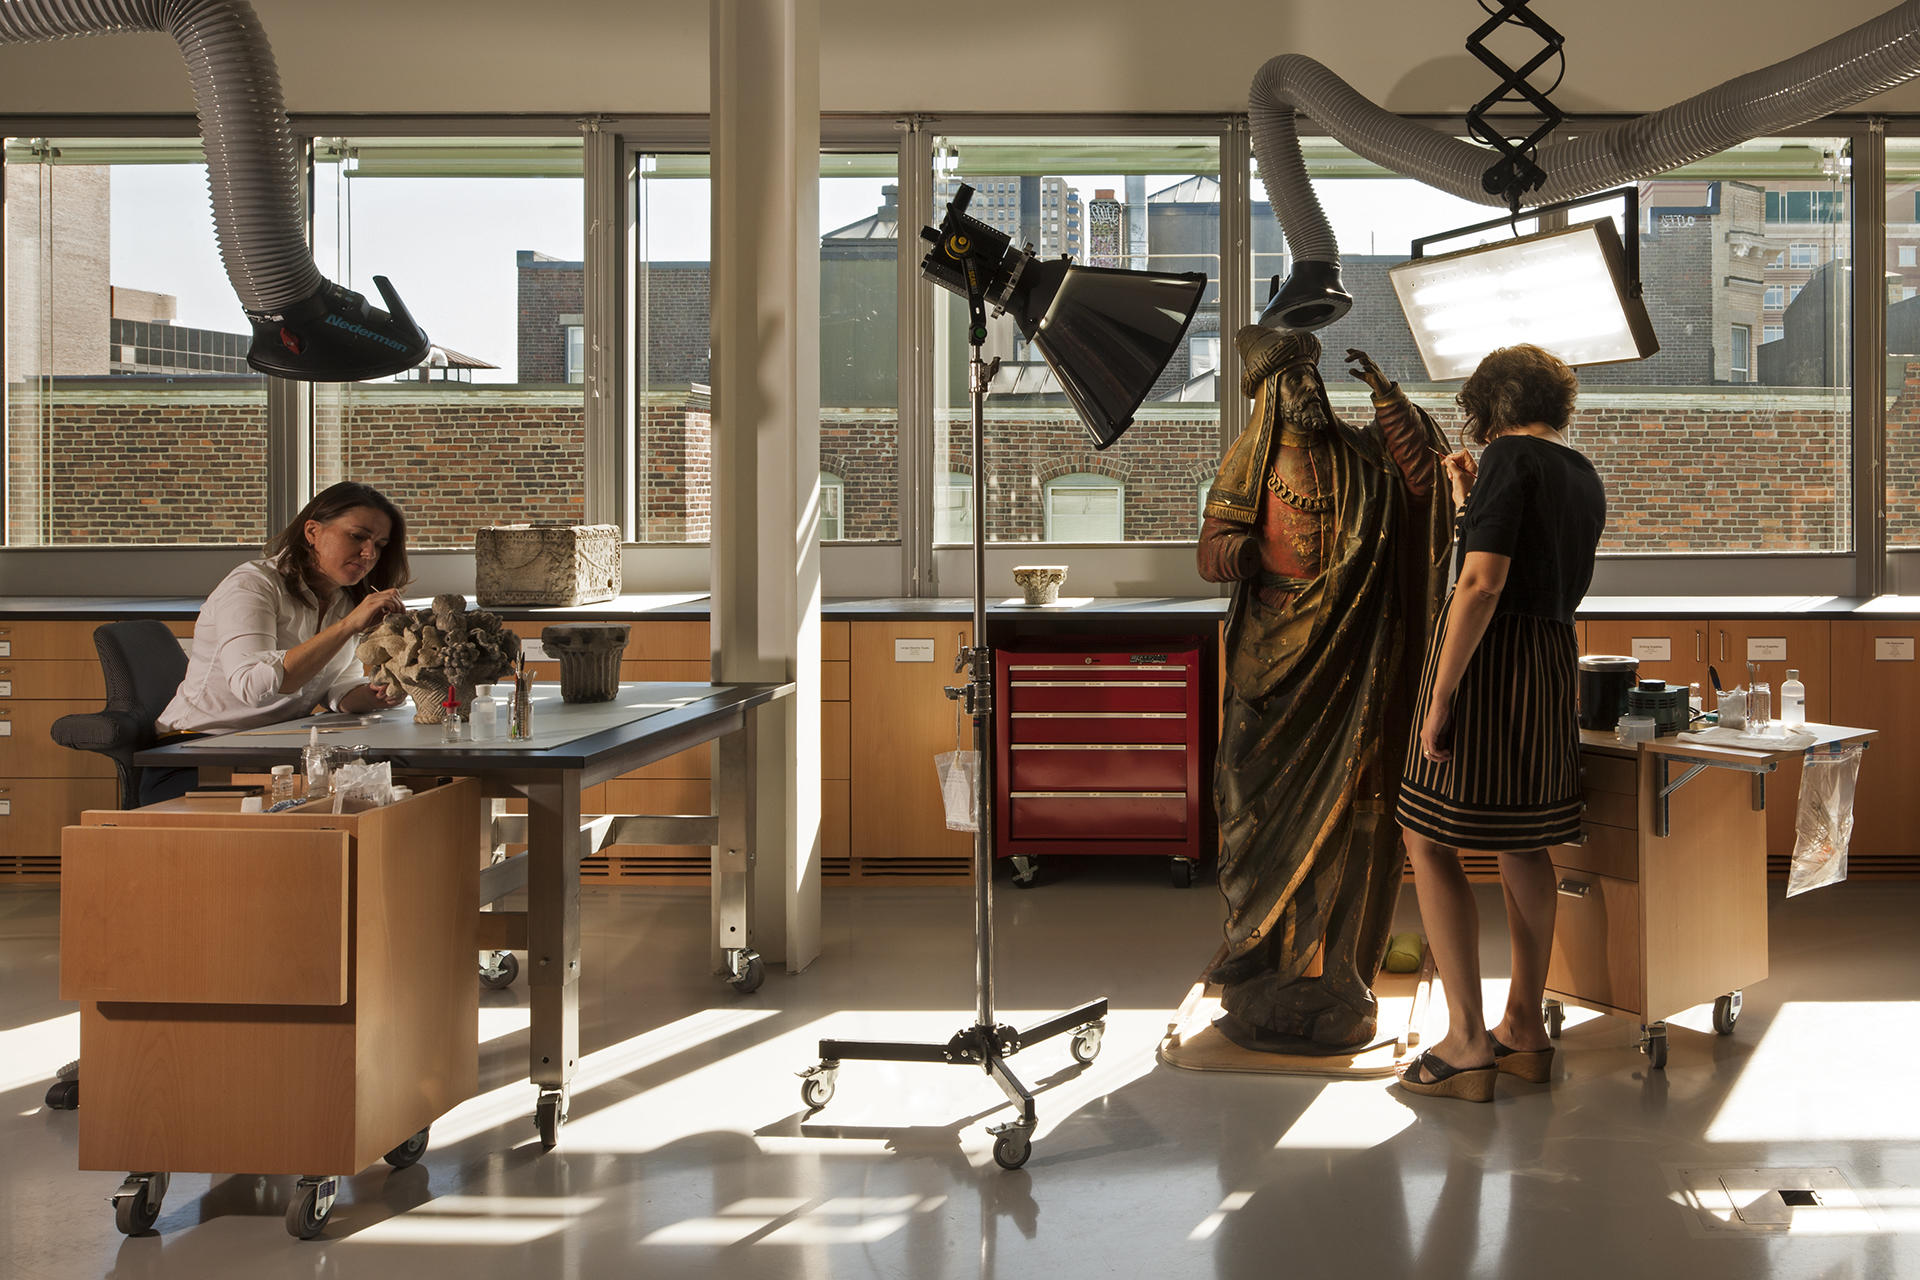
[805,997,1109,1167]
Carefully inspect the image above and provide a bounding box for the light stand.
[799,186,1206,1170]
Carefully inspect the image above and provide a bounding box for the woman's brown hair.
[264,482,411,603]
[1454,344,1580,445]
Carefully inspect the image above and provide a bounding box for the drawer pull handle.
[1557,878,1591,899]
[1012,680,1186,688]
[1012,711,1184,719]
[1011,790,1186,799]
[1010,743,1184,751]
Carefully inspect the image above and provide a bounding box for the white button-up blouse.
[159,557,367,734]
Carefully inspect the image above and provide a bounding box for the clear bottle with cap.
[470,683,499,743]
[270,763,299,805]
[1781,668,1806,728]
[303,726,331,797]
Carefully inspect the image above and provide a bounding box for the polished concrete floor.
[4,863,1918,1280]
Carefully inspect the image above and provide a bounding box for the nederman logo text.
[322,313,408,351]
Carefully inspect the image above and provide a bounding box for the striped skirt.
[1395,597,1582,852]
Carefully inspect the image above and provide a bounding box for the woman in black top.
[1394,344,1607,1102]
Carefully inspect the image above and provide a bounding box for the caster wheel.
[383,1127,430,1169]
[730,954,766,995]
[535,1093,566,1151]
[991,1127,1032,1171]
[1170,858,1193,889]
[1712,992,1741,1035]
[800,1070,837,1110]
[480,951,519,990]
[46,1079,79,1110]
[113,1173,167,1236]
[285,1177,336,1240]
[1544,999,1565,1040]
[1069,1022,1104,1066]
[1642,1024,1668,1071]
[1010,857,1039,889]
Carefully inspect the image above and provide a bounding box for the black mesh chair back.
[49,620,190,809]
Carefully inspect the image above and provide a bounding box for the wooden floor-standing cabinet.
[60,779,482,1237]
[1,620,193,880]
[849,620,975,882]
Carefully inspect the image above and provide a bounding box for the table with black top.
[137,680,794,1150]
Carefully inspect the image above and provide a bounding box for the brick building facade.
[9,376,1903,553]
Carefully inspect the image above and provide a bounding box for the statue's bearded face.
[1277,363,1331,432]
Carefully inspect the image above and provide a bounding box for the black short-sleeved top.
[1458,433,1606,624]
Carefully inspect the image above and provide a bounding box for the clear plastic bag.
[1788,743,1863,898]
[935,748,980,832]
[934,700,980,832]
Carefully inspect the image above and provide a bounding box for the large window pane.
[1886,139,1920,549]
[930,134,1221,545]
[820,152,899,543]
[4,138,268,545]
[628,151,902,546]
[310,137,585,549]
[1265,136,1851,555]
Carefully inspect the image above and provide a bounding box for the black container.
[1578,655,1639,731]
[1626,678,1690,736]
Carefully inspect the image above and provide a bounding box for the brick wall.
[515,251,582,384]
[16,374,1920,553]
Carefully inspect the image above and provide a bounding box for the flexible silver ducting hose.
[1250,0,1920,328]
[0,0,427,378]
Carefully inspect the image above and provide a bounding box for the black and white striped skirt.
[1395,597,1582,852]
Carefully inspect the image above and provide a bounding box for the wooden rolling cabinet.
[1829,620,1920,875]
[849,620,974,882]
[1545,736,1769,1066]
[61,780,480,1184]
[994,642,1205,887]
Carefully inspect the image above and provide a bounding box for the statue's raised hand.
[1344,348,1391,395]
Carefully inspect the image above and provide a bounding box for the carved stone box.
[475,524,621,607]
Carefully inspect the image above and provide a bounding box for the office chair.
[44,620,193,1110]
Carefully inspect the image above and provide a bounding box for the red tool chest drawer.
[994,642,1205,885]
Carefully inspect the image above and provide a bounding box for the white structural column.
[710,0,822,973]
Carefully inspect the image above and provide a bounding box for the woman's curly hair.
[1454,344,1579,445]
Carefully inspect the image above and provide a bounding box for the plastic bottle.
[303,726,330,797]
[270,764,299,805]
[1781,668,1806,728]
[1688,681,1703,715]
[470,684,500,742]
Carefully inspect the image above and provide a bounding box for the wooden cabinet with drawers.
[1544,732,1773,1068]
[0,619,192,880]
[994,642,1205,886]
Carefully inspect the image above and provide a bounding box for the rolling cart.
[60,781,482,1237]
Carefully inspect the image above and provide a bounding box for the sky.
[106,161,1549,384]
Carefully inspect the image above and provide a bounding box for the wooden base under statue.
[1158,966,1428,1079]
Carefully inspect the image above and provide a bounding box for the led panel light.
[1390,217,1659,380]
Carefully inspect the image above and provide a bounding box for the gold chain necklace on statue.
[1265,443,1333,513]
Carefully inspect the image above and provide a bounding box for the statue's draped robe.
[1200,326,1453,1046]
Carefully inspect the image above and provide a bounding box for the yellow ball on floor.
[1383,932,1425,973]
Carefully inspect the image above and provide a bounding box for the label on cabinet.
[0,799,9,816]
[1630,638,1672,662]
[0,721,10,736]
[0,681,9,697]
[1746,637,1787,662]
[894,639,936,663]
[0,641,9,657]
[1875,637,1915,661]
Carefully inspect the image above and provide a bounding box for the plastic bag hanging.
[1788,743,1864,898]
[934,697,981,832]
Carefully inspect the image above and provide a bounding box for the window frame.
[0,111,1910,601]
[1042,471,1126,543]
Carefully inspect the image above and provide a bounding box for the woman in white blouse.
[158,482,413,751]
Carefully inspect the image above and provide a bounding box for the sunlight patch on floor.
[1705,1003,1920,1143]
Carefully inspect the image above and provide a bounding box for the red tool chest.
[993,642,1204,887]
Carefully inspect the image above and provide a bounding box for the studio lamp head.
[919,185,1208,449]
